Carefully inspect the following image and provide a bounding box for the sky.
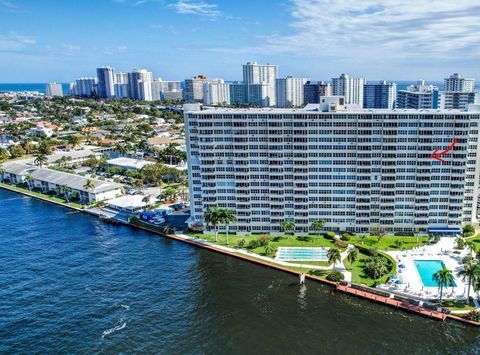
[1,0,480,82]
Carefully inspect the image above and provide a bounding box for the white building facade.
[185,103,480,235]
[45,83,63,97]
[332,74,366,107]
[276,77,309,107]
[203,80,230,105]
[243,62,278,107]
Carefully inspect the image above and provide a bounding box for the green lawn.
[349,235,429,250]
[0,182,84,209]
[343,250,396,287]
[441,299,477,311]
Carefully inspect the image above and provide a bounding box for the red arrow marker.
[429,137,456,163]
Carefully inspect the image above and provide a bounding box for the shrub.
[326,270,344,282]
[335,239,348,248]
[297,235,313,242]
[463,224,475,237]
[324,231,335,240]
[258,235,273,247]
[465,310,480,322]
[340,233,351,241]
[247,239,261,249]
[272,236,285,242]
[237,239,246,248]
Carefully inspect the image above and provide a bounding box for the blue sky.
[1,0,480,82]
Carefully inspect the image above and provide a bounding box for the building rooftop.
[107,157,154,170]
[106,194,149,209]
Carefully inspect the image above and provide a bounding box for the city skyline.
[1,0,480,82]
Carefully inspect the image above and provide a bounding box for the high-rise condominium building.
[185,99,480,235]
[303,81,331,104]
[128,69,153,100]
[363,81,397,109]
[75,78,97,97]
[229,82,248,104]
[151,79,182,101]
[203,80,230,105]
[444,73,475,92]
[331,74,366,107]
[184,75,212,103]
[396,81,439,109]
[276,76,309,107]
[243,62,278,107]
[96,66,115,98]
[45,83,63,97]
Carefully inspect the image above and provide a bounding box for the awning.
[427,227,462,233]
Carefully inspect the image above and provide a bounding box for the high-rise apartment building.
[396,81,439,109]
[185,100,480,234]
[128,69,153,100]
[276,76,309,107]
[96,66,115,98]
[444,73,475,92]
[75,78,97,97]
[229,82,248,105]
[184,75,211,103]
[303,81,331,104]
[331,74,365,107]
[45,83,63,97]
[243,62,278,107]
[203,80,230,105]
[363,81,397,109]
[151,79,182,101]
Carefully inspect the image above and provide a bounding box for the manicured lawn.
[442,299,477,311]
[0,182,84,209]
[349,235,429,251]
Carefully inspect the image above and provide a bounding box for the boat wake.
[102,318,126,339]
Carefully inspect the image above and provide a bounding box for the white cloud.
[103,45,128,55]
[0,33,36,52]
[0,0,21,12]
[277,1,480,57]
[168,0,221,17]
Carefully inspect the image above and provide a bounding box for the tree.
[66,135,81,147]
[220,208,236,245]
[359,235,366,245]
[25,174,34,190]
[463,224,475,238]
[142,195,152,207]
[346,248,359,269]
[394,239,403,249]
[310,219,325,239]
[280,220,296,238]
[365,256,389,280]
[457,261,480,301]
[237,239,246,248]
[371,225,385,243]
[0,148,9,163]
[327,247,341,268]
[34,153,47,167]
[204,206,222,242]
[414,228,421,246]
[433,267,455,307]
[456,237,465,250]
[83,179,95,190]
[163,186,178,202]
[466,240,477,257]
[9,145,26,158]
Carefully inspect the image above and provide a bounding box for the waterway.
[0,189,478,354]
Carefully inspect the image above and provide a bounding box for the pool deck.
[381,238,473,301]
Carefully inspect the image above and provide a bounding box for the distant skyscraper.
[276,76,309,107]
[128,69,153,100]
[75,78,97,97]
[151,79,182,101]
[45,83,63,97]
[229,82,248,105]
[68,82,76,96]
[114,83,129,98]
[138,81,153,101]
[243,62,278,107]
[184,75,221,103]
[203,80,230,105]
[439,92,476,110]
[303,81,331,104]
[396,81,438,109]
[332,74,365,107]
[115,72,129,85]
[363,81,397,109]
[96,66,115,98]
[444,73,475,92]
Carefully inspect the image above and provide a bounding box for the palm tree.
[346,248,359,269]
[220,208,236,245]
[414,228,420,246]
[359,235,366,245]
[204,206,222,242]
[394,239,403,249]
[24,174,34,190]
[142,195,151,207]
[433,267,455,307]
[83,179,95,190]
[365,256,389,281]
[327,247,341,269]
[280,220,296,238]
[310,219,325,239]
[34,153,47,167]
[466,240,477,257]
[456,237,466,250]
[457,261,480,301]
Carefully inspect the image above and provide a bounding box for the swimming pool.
[414,260,457,287]
[276,247,329,262]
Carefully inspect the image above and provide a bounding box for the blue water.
[276,247,328,261]
[415,260,457,287]
[0,83,68,94]
[1,188,479,354]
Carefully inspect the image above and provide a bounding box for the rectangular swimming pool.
[414,260,457,287]
[276,247,329,262]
